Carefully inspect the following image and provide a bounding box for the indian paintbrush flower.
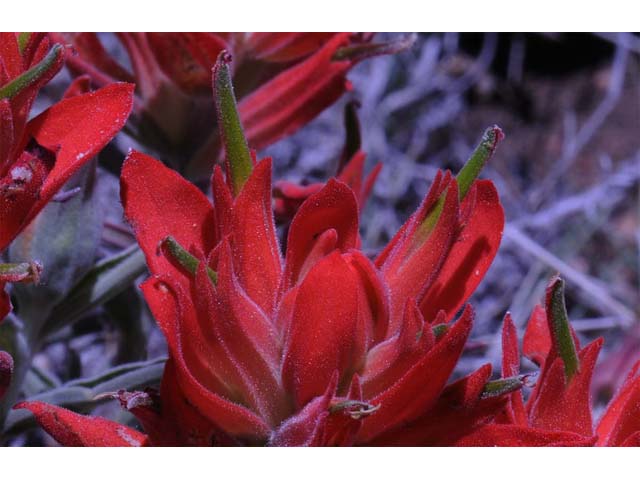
[18,53,509,445]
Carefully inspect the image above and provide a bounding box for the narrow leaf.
[43,244,147,337]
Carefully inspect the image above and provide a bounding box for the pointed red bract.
[596,361,640,446]
[419,180,504,323]
[501,313,527,425]
[238,33,354,151]
[528,339,602,436]
[282,179,359,290]
[282,251,367,408]
[216,159,282,316]
[16,401,148,446]
[140,275,271,441]
[357,306,474,443]
[0,82,134,251]
[121,150,216,287]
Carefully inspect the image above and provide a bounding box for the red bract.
[0,34,135,253]
[19,55,508,445]
[52,33,414,179]
[273,151,381,223]
[458,276,640,446]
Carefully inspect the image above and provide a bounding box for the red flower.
[456,276,640,446]
[0,33,134,391]
[52,32,414,179]
[19,53,508,445]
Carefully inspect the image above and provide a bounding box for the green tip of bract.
[456,125,504,201]
[546,276,580,381]
[0,43,63,100]
[418,125,504,241]
[213,50,253,197]
[481,375,526,399]
[161,236,217,284]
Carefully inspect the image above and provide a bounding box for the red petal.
[384,178,459,333]
[522,304,550,365]
[0,82,135,249]
[120,361,240,446]
[282,251,367,408]
[596,360,640,446]
[62,74,92,99]
[140,275,271,440]
[238,33,353,151]
[0,350,13,399]
[0,33,22,79]
[60,33,134,84]
[282,179,359,290]
[147,33,226,94]
[273,180,324,222]
[29,82,134,205]
[362,298,428,398]
[501,313,527,425]
[528,339,603,437]
[454,424,596,447]
[246,33,336,63]
[357,305,473,443]
[16,401,148,446]
[221,158,283,316]
[121,150,216,289]
[365,364,505,446]
[0,283,10,320]
[419,180,504,323]
[269,372,338,446]
[375,170,447,270]
[336,151,382,212]
[346,250,390,344]
[193,247,286,426]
